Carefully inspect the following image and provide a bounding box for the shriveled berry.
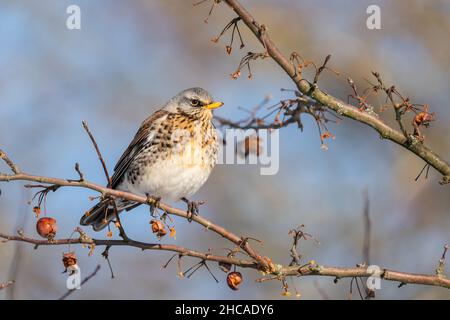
[227,271,243,291]
[150,219,167,238]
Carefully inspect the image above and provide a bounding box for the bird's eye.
[191,99,200,107]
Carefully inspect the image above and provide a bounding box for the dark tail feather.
[80,199,140,231]
[80,199,117,231]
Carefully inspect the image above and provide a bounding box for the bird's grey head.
[163,87,224,115]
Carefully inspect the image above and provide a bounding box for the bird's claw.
[147,195,161,217]
[182,198,205,222]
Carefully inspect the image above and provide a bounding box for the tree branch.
[0,232,257,269]
[1,3,450,295]
[0,148,449,293]
[222,0,450,185]
[1,231,449,290]
[0,149,20,174]
[258,264,450,290]
[0,149,268,271]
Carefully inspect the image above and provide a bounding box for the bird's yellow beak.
[205,101,224,110]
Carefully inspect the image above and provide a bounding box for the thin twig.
[74,163,84,181]
[0,149,20,174]
[82,121,112,187]
[102,245,115,279]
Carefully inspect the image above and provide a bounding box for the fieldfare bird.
[80,88,223,231]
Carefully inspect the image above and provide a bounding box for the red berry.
[36,217,57,240]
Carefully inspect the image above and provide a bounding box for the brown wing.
[111,109,169,188]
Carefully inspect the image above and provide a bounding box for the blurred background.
[1,0,449,299]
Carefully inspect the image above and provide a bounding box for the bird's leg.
[181,197,205,222]
[146,194,161,218]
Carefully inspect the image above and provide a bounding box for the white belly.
[121,149,214,201]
